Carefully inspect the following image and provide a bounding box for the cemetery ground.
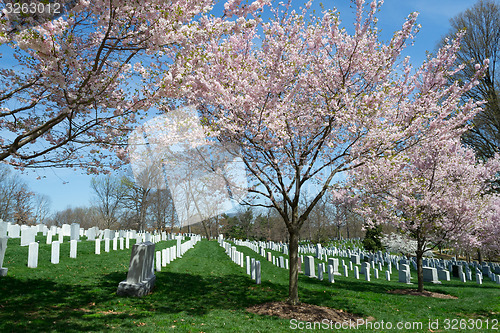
[0,237,499,332]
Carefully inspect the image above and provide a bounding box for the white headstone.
[95,239,101,255]
[246,256,251,275]
[113,237,118,251]
[120,237,124,250]
[7,224,20,238]
[0,237,8,276]
[70,239,77,258]
[70,223,80,241]
[28,242,39,268]
[20,228,36,246]
[105,238,110,252]
[354,266,359,279]
[155,251,161,272]
[46,230,53,244]
[61,224,71,237]
[176,237,181,258]
[51,241,60,264]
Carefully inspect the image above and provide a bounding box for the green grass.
[0,237,499,332]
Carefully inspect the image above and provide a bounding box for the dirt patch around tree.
[246,301,371,326]
[388,289,458,299]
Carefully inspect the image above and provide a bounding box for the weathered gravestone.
[0,237,8,276]
[117,242,156,297]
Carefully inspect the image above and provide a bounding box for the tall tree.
[174,0,488,304]
[440,0,500,162]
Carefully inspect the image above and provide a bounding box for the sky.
[2,0,478,214]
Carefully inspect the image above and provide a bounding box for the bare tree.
[32,194,52,224]
[149,188,178,231]
[90,175,127,229]
[49,206,98,228]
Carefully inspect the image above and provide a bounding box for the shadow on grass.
[0,275,141,332]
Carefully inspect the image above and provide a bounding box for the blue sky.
[3,0,477,213]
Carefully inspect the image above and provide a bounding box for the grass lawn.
[0,237,499,332]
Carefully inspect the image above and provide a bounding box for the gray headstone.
[438,269,450,281]
[255,260,261,285]
[304,256,315,277]
[423,267,441,284]
[452,264,463,278]
[399,264,411,284]
[328,264,335,283]
[476,272,482,285]
[117,242,156,297]
[317,263,324,281]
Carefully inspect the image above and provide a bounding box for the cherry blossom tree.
[0,0,213,171]
[170,0,490,304]
[350,137,500,292]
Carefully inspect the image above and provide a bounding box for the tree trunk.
[287,228,300,305]
[477,248,483,264]
[416,250,424,292]
[201,220,211,240]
